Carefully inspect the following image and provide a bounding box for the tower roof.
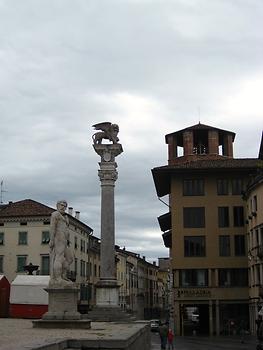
[165,123,235,146]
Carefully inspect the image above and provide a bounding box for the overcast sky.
[0,0,262,263]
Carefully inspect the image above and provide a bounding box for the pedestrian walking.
[159,322,169,350]
[167,328,174,350]
[258,321,263,350]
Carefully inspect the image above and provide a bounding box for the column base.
[96,279,120,307]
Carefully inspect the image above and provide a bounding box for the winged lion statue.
[92,122,120,144]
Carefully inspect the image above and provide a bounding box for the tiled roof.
[166,156,263,169]
[0,199,54,218]
[152,157,263,197]
[165,123,235,142]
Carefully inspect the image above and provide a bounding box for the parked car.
[150,319,160,332]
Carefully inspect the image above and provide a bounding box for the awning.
[162,230,172,248]
[158,212,171,232]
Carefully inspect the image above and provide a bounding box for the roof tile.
[0,199,54,217]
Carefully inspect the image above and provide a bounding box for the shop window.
[20,221,27,226]
[0,232,4,245]
[86,262,89,278]
[219,235,230,256]
[234,235,245,256]
[0,255,3,273]
[253,195,258,212]
[41,231,50,244]
[232,179,243,195]
[218,268,248,287]
[260,228,263,246]
[89,262,92,277]
[183,179,204,196]
[183,207,205,228]
[233,206,244,227]
[80,260,85,277]
[180,269,208,287]
[17,255,27,272]
[41,255,50,275]
[217,179,229,195]
[218,207,229,227]
[255,229,259,247]
[80,239,85,252]
[18,231,27,245]
[184,236,206,257]
[75,258,78,275]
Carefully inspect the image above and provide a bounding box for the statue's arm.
[65,216,70,244]
[49,212,58,249]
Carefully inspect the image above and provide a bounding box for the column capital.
[98,168,118,184]
[93,143,123,162]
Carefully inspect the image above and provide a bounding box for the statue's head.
[56,200,67,213]
[111,124,119,132]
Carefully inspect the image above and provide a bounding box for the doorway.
[183,304,209,336]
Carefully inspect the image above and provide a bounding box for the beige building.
[0,198,161,318]
[0,199,96,310]
[157,257,170,320]
[116,247,160,319]
[152,123,263,336]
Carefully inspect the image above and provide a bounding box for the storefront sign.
[176,289,211,298]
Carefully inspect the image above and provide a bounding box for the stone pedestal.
[43,287,81,320]
[33,287,91,329]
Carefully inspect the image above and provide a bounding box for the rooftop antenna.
[0,180,7,204]
[198,106,201,124]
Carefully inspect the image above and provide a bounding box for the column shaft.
[100,182,115,279]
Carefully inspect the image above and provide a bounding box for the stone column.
[216,300,220,335]
[93,143,123,307]
[209,300,213,336]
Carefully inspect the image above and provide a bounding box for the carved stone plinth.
[42,287,81,320]
[33,287,91,329]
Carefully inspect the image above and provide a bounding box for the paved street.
[151,332,258,350]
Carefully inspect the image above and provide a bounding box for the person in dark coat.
[159,322,169,350]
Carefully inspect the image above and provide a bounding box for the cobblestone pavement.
[0,318,259,350]
[151,332,258,350]
[0,318,147,350]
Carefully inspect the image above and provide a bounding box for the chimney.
[75,211,80,220]
[153,261,156,266]
[68,207,73,216]
[143,256,146,260]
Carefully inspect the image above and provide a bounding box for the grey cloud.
[0,0,262,260]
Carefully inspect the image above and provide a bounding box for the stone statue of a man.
[49,200,73,287]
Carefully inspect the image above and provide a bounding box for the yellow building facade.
[152,123,263,336]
